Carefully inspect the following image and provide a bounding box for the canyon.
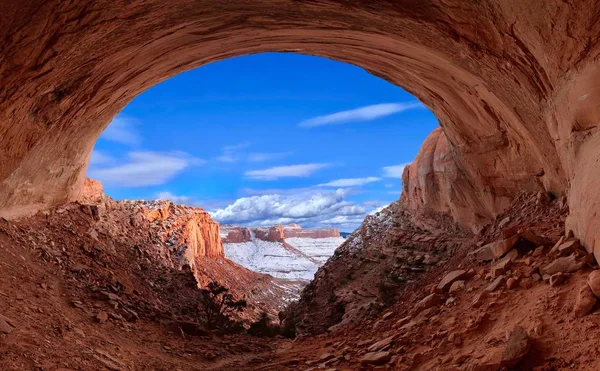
[222,225,345,281]
[3,0,600,369]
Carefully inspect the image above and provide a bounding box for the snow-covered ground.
[285,237,345,264]
[224,235,345,281]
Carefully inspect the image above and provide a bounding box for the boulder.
[520,230,549,247]
[506,277,518,290]
[574,283,597,317]
[449,280,465,294]
[412,293,442,315]
[532,245,547,257]
[96,311,109,324]
[501,326,531,368]
[491,257,512,278]
[469,235,519,261]
[550,273,566,287]
[587,270,600,298]
[360,351,391,365]
[540,255,584,275]
[556,240,580,256]
[368,336,395,352]
[0,314,16,334]
[437,270,467,292]
[485,276,504,292]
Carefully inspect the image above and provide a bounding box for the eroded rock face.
[221,225,341,243]
[1,1,600,258]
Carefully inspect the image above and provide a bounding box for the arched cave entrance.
[2,1,600,257]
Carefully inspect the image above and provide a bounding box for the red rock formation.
[222,225,341,244]
[3,1,600,258]
[138,201,224,265]
[222,227,252,244]
[255,226,285,243]
[401,128,518,230]
[283,227,340,239]
[78,178,104,205]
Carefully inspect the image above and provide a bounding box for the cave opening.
[4,1,600,368]
[88,52,438,301]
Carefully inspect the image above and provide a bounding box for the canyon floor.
[1,190,600,370]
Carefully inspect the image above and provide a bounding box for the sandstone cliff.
[222,225,341,244]
[400,127,510,231]
[75,179,301,316]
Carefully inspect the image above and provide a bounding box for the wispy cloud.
[318,177,380,188]
[382,164,409,179]
[298,102,423,128]
[216,143,292,164]
[244,163,330,181]
[100,116,141,146]
[216,142,251,163]
[89,151,204,187]
[155,191,192,204]
[247,152,292,162]
[89,150,115,166]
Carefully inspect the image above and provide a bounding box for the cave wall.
[1,1,600,257]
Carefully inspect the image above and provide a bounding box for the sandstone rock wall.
[221,227,253,244]
[3,1,600,258]
[137,201,225,268]
[77,178,104,205]
[401,128,514,231]
[283,227,340,239]
[181,213,223,259]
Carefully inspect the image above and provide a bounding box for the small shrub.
[247,312,280,337]
[199,281,247,331]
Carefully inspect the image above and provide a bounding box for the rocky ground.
[2,188,600,370]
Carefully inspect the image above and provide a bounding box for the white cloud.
[216,143,291,164]
[216,142,250,163]
[382,164,409,179]
[89,150,115,166]
[318,177,380,187]
[298,102,423,128]
[155,191,192,204]
[89,151,203,187]
[211,189,363,224]
[210,189,389,231]
[100,116,141,146]
[244,163,330,181]
[319,215,367,225]
[247,152,292,162]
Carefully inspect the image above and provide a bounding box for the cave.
[3,1,600,368]
[5,1,597,248]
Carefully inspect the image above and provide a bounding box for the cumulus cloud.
[382,163,409,179]
[100,116,141,146]
[318,177,380,187]
[244,163,330,181]
[89,151,204,187]
[298,102,423,128]
[211,189,365,225]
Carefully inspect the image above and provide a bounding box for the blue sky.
[89,53,438,231]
